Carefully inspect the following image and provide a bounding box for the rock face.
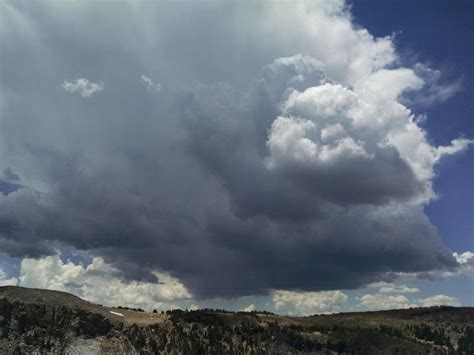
[0,286,473,354]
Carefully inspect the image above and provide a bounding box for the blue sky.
[352,0,474,252]
[0,0,472,315]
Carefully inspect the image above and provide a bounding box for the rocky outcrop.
[0,296,116,353]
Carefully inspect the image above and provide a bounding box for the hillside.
[0,286,473,354]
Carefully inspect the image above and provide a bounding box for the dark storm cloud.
[0,0,468,298]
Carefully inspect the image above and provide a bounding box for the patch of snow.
[109,311,124,317]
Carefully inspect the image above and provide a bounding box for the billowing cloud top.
[0,0,471,299]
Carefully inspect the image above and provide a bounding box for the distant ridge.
[0,286,473,354]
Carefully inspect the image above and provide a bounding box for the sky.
[351,0,474,253]
[0,0,472,315]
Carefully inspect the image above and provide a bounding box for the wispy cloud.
[141,74,161,92]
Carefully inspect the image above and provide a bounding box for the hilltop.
[0,286,473,354]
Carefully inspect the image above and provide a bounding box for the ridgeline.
[0,286,473,354]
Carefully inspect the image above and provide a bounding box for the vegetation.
[116,305,145,312]
[1,286,473,354]
[457,326,474,355]
[412,323,451,347]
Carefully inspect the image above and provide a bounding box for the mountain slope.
[0,286,473,354]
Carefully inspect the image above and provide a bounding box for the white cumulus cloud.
[453,251,474,266]
[0,268,18,286]
[420,295,460,307]
[62,78,104,97]
[358,291,460,310]
[18,254,191,310]
[241,304,257,312]
[273,290,348,316]
[265,55,472,205]
[358,293,417,311]
[378,284,419,294]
